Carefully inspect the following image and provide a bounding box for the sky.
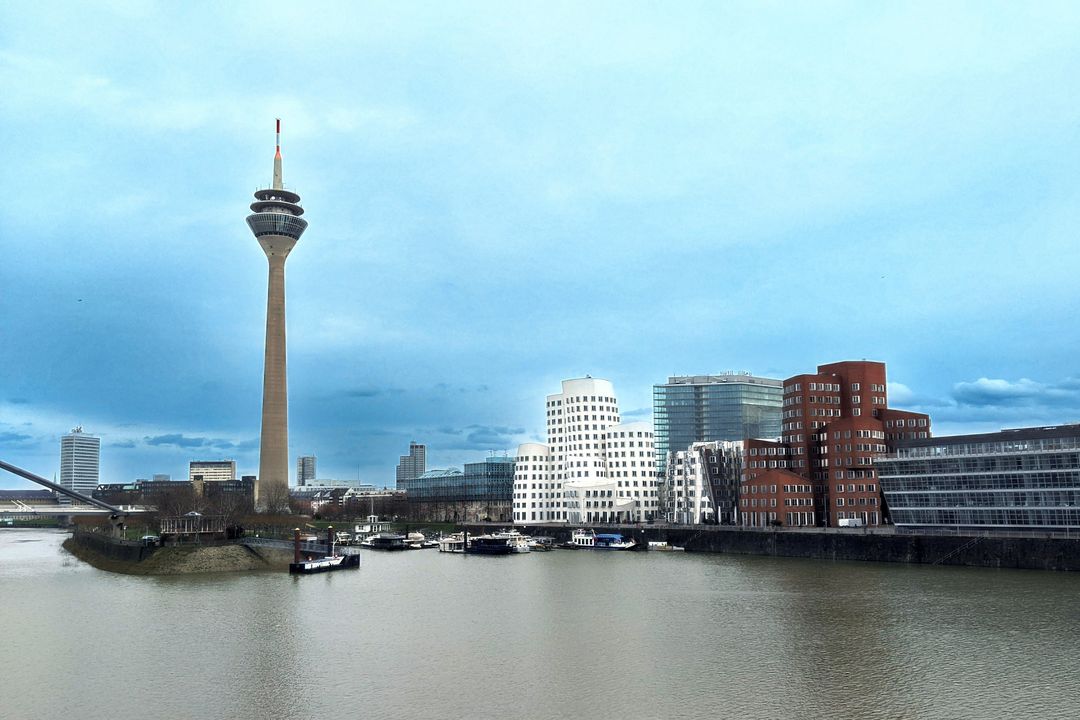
[2,1,1080,489]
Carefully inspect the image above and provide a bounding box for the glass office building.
[653,374,782,476]
[877,425,1080,531]
[401,456,515,504]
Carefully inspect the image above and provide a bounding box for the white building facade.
[513,377,657,524]
[188,460,236,483]
[59,427,100,504]
[661,441,744,525]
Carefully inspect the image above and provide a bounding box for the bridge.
[0,459,138,535]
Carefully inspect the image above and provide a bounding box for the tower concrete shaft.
[246,119,308,511]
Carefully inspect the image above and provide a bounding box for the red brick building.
[741,360,930,528]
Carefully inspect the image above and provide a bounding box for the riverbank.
[493,524,1080,571]
[63,531,293,575]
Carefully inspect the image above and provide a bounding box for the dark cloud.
[340,387,405,399]
[463,424,525,448]
[7,398,30,405]
[144,434,213,449]
[0,431,33,444]
[621,407,651,418]
[110,440,137,448]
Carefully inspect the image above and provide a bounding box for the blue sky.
[3,1,1080,489]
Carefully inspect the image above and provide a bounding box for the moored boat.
[567,528,637,550]
[289,553,361,574]
[361,532,407,550]
[438,532,466,553]
[465,534,515,555]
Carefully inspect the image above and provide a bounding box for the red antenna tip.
[276,118,281,134]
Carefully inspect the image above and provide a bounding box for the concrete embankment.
[64,531,293,575]
[491,525,1080,572]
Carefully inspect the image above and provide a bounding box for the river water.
[1,529,1078,720]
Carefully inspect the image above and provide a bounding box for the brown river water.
[1,529,1078,720]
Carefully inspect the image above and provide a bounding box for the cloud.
[463,424,526,448]
[0,431,33,444]
[952,377,1080,407]
[621,407,652,418]
[340,387,406,399]
[7,398,30,405]
[143,433,211,448]
[109,440,137,449]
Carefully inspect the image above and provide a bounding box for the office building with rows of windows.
[876,424,1080,532]
[653,373,781,477]
[399,456,515,523]
[741,360,931,528]
[59,427,100,505]
[514,377,657,524]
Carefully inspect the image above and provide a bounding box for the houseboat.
[361,532,407,550]
[438,532,466,553]
[568,528,637,550]
[465,534,516,555]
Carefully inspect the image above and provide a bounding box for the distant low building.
[401,456,515,523]
[876,424,1080,533]
[189,460,236,483]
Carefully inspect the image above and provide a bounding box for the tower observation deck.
[247,119,307,511]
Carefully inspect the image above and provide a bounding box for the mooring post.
[293,528,301,564]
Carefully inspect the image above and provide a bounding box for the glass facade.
[401,456,515,503]
[653,374,782,476]
[877,426,1080,530]
[246,213,308,240]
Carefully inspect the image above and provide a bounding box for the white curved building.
[514,378,657,524]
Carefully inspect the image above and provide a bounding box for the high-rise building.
[396,442,426,489]
[297,455,316,486]
[59,427,100,505]
[877,425,1080,532]
[189,460,236,483]
[741,360,931,528]
[653,373,782,476]
[513,377,657,524]
[246,118,308,510]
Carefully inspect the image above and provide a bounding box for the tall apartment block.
[653,373,782,476]
[189,460,237,483]
[396,442,426,490]
[297,455,316,486]
[740,360,930,528]
[59,427,100,505]
[513,377,657,524]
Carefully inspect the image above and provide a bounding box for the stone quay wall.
[476,524,1080,572]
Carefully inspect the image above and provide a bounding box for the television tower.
[246,119,308,510]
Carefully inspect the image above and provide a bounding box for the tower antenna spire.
[273,118,283,190]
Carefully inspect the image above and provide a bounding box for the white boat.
[569,528,637,550]
[492,528,531,553]
[438,532,466,553]
[647,541,685,552]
